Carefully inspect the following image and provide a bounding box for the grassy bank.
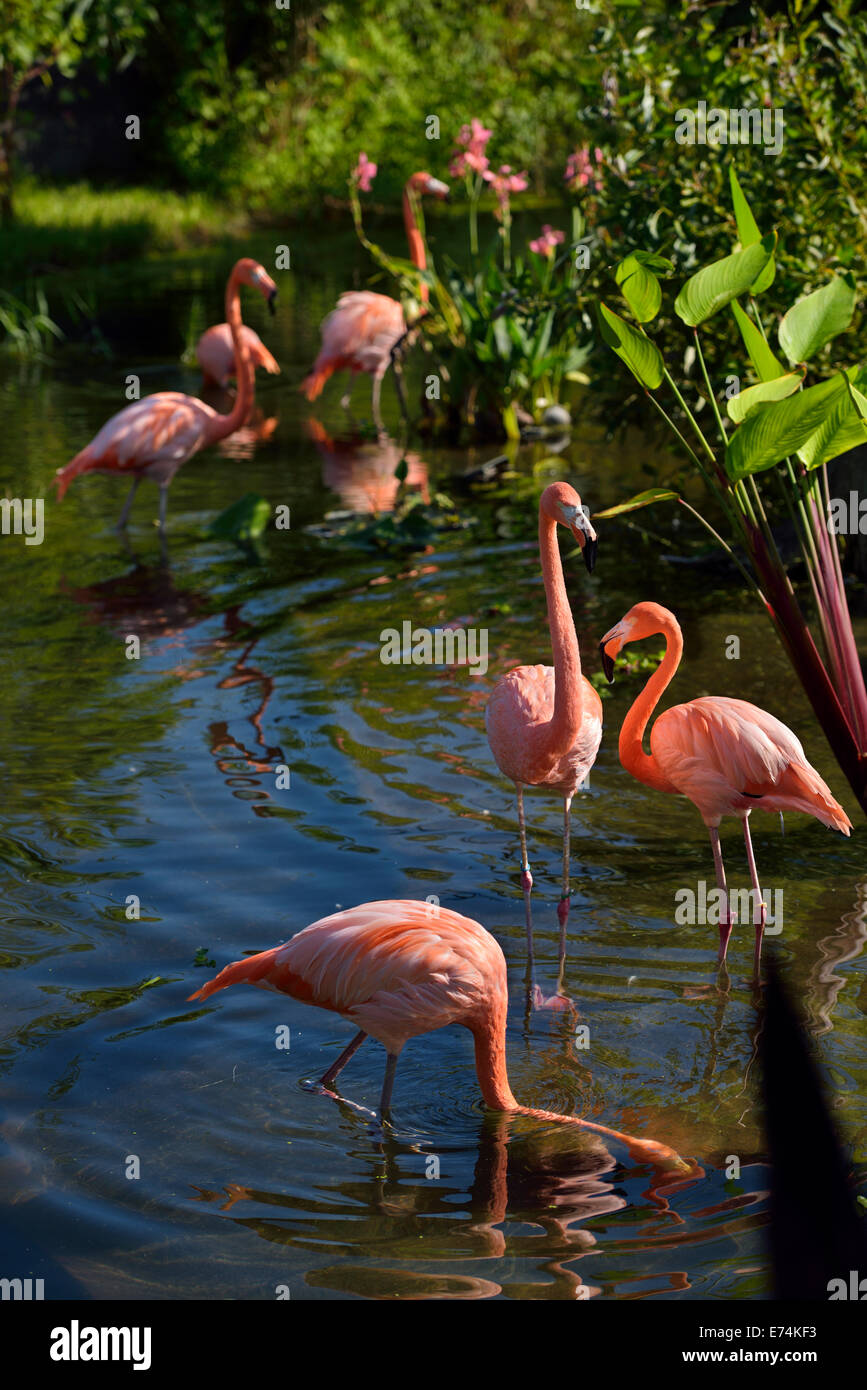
[0,183,253,284]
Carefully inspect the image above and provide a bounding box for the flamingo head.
[540,481,597,573]
[599,601,674,681]
[407,171,450,201]
[235,259,279,315]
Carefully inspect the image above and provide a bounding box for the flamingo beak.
[267,289,277,316]
[599,625,623,683]
[427,177,450,200]
[569,506,597,574]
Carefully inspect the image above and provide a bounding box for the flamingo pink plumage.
[54,259,278,534]
[599,601,852,970]
[196,322,280,389]
[486,483,602,951]
[301,171,449,428]
[187,898,689,1173]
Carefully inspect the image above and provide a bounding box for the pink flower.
[529,224,565,257]
[483,164,529,219]
[449,119,493,178]
[352,152,377,192]
[564,146,604,194]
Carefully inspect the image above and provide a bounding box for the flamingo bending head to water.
[485,482,602,966]
[196,323,280,390]
[599,601,852,972]
[301,171,449,429]
[187,898,689,1174]
[54,259,278,535]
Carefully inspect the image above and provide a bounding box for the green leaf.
[502,402,520,440]
[725,370,857,481]
[593,487,679,519]
[597,302,664,389]
[778,273,858,364]
[615,253,662,323]
[731,300,783,382]
[674,233,776,326]
[207,492,271,542]
[728,165,775,293]
[797,372,867,468]
[725,370,804,424]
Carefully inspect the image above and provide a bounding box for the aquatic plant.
[596,166,867,815]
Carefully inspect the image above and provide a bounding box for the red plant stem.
[743,520,867,811]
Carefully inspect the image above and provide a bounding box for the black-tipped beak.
[599,642,615,684]
[267,290,277,316]
[583,536,597,574]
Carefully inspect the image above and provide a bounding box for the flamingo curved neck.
[472,1015,518,1110]
[207,269,254,442]
[619,617,683,793]
[537,509,583,763]
[402,184,429,303]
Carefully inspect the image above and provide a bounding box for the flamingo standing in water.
[54,259,278,534]
[599,601,852,970]
[196,322,280,389]
[301,171,449,429]
[188,898,689,1174]
[486,483,602,954]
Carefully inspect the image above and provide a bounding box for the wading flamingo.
[485,483,602,958]
[187,898,689,1173]
[54,259,278,534]
[196,322,280,389]
[301,171,449,429]
[599,602,852,971]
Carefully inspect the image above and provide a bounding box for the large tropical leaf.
[730,300,783,382]
[726,371,804,424]
[725,370,856,481]
[674,233,776,326]
[729,165,775,294]
[597,302,664,388]
[778,273,858,364]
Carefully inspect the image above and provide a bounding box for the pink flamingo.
[188,898,689,1173]
[486,483,602,953]
[301,171,449,428]
[599,601,852,970]
[54,259,278,534]
[196,322,280,389]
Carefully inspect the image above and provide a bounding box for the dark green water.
[0,226,864,1300]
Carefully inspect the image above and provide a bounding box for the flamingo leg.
[371,372,386,432]
[557,794,573,928]
[379,1053,398,1115]
[116,478,140,530]
[709,826,733,962]
[516,784,535,964]
[157,485,169,535]
[319,1029,367,1089]
[742,814,766,975]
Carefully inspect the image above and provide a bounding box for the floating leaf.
[725,370,804,424]
[778,273,857,364]
[597,302,664,388]
[729,165,775,293]
[593,487,679,518]
[674,233,776,326]
[731,300,783,382]
[207,492,271,542]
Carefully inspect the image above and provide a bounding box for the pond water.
[1,223,865,1301]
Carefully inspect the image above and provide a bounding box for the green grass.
[0,182,253,284]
